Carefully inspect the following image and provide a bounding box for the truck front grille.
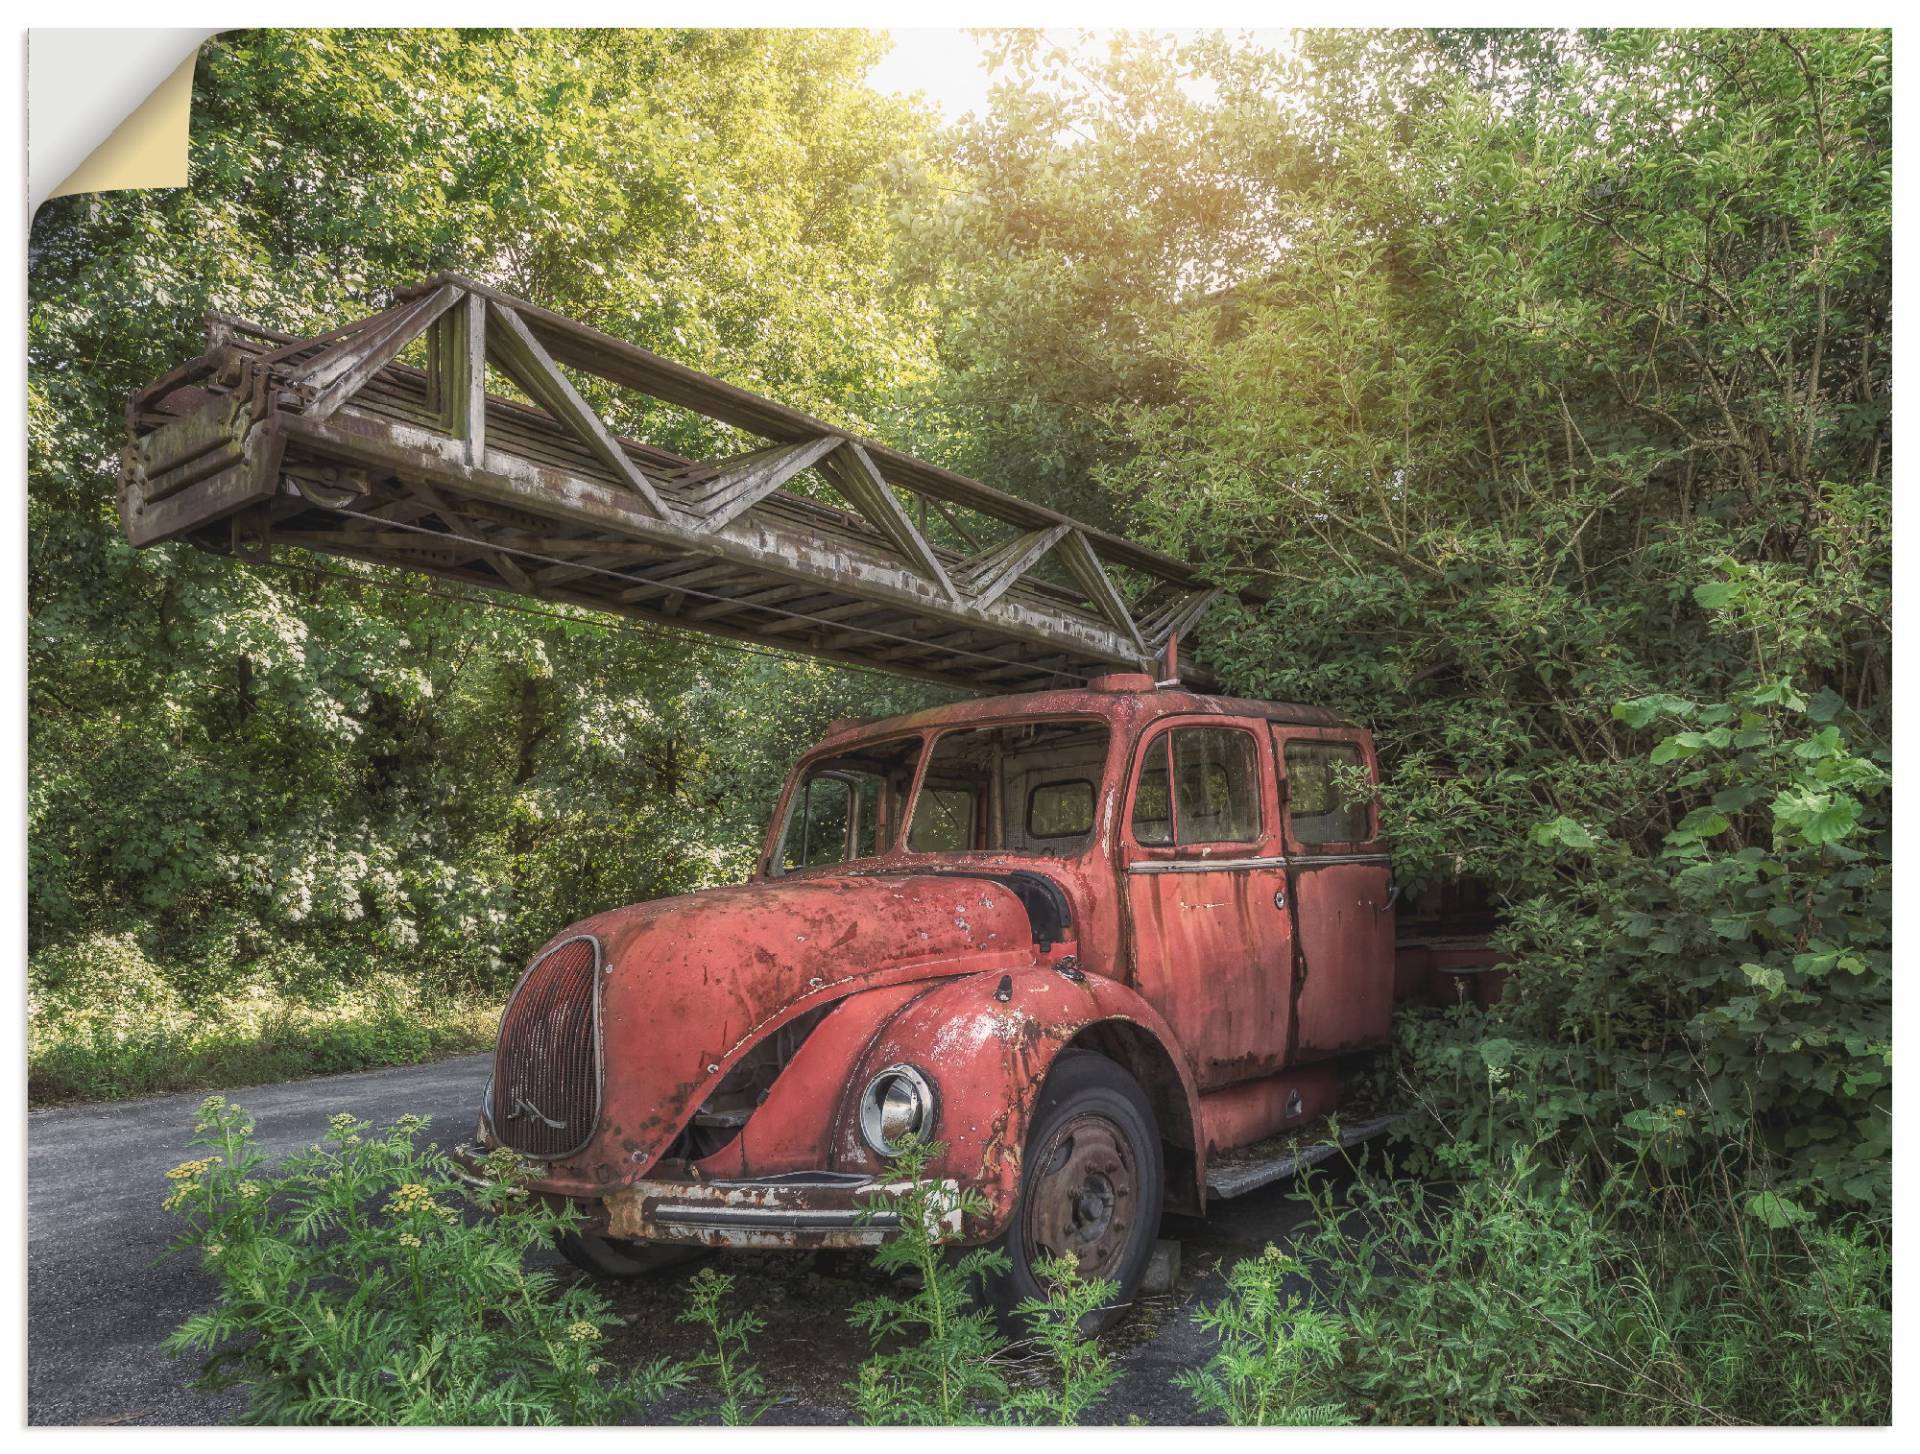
[492,935,602,1158]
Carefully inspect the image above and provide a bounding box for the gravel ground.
[28,1052,1338,1426]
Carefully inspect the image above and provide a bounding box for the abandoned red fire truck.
[120,275,1505,1325]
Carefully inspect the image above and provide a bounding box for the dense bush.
[28,933,496,1101]
[162,1098,686,1423]
[1288,1143,1890,1424]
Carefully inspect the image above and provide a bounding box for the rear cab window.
[1282,737,1375,846]
[904,718,1112,856]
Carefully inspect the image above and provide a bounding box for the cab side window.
[1130,726,1262,846]
[1129,738,1173,845]
[1284,740,1371,845]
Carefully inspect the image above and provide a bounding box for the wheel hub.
[1023,1112,1137,1277]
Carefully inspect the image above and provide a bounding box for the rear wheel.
[980,1051,1163,1334]
[556,1231,701,1279]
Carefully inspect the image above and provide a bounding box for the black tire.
[979,1050,1164,1335]
[556,1231,702,1279]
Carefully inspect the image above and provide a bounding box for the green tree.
[28,28,945,1097]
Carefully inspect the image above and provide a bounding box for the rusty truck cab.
[465,672,1395,1328]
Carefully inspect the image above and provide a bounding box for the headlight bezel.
[857,1063,938,1158]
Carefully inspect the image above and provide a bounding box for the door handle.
[1378,877,1401,913]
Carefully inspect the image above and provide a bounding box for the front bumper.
[453,1144,960,1250]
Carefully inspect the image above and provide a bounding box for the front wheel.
[979,1050,1164,1334]
[556,1230,701,1279]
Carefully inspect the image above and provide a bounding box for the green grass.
[28,932,498,1105]
[1288,1148,1892,1426]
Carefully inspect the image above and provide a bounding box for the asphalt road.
[28,1054,1328,1426]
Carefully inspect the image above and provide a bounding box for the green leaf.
[1612,693,1695,728]
[1743,1191,1812,1229]
[1530,815,1596,850]
[1792,726,1845,760]
[1801,799,1861,845]
[1806,687,1847,723]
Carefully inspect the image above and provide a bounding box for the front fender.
[830,966,1204,1241]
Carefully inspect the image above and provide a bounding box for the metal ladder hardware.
[122,274,1238,694]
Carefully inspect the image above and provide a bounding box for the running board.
[1205,1112,1400,1200]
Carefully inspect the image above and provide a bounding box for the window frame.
[1275,727,1381,853]
[1024,777,1098,841]
[1123,718,1271,852]
[897,715,1115,862]
[767,732,928,877]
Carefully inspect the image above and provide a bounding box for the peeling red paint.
[466,678,1503,1249]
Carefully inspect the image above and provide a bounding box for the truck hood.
[542,871,1044,1177]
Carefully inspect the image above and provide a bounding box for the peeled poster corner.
[30,30,215,213]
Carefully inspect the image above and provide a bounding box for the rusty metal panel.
[1196,1066,1339,1155]
[1117,716,1296,1091]
[1274,725,1397,1057]
[491,872,1042,1197]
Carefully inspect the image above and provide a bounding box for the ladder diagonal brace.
[689,435,844,536]
[1056,530,1146,654]
[413,481,538,595]
[297,285,461,421]
[819,441,960,603]
[952,523,1071,612]
[1139,587,1224,648]
[485,301,672,520]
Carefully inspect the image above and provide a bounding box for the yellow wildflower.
[398,1233,423,1249]
[166,1156,221,1181]
[383,1182,441,1218]
[566,1321,601,1344]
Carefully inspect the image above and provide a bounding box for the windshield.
[906,720,1111,856]
[772,736,925,874]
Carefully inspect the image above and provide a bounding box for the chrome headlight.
[858,1064,937,1157]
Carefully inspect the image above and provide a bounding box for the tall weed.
[847,1138,1013,1424]
[162,1097,686,1424]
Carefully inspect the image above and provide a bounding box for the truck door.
[1120,719,1294,1090]
[1273,727,1395,1057]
